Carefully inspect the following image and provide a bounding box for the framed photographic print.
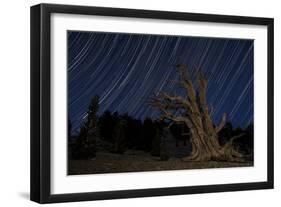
[30,3,274,203]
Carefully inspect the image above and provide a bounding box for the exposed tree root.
[182,134,248,163]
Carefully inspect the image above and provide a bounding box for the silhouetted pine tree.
[73,96,99,159]
[112,119,127,154]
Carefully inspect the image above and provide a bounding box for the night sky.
[68,31,253,134]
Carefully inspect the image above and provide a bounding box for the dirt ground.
[68,151,253,175]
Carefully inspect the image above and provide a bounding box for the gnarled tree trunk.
[149,64,245,162]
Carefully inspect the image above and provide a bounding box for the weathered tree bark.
[149,64,245,162]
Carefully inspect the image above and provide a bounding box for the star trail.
[67,31,253,134]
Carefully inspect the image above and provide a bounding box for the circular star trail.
[68,31,253,134]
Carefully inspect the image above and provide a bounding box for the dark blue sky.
[68,31,253,134]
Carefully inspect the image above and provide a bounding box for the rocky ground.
[68,150,253,175]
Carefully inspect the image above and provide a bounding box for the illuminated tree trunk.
[149,64,245,162]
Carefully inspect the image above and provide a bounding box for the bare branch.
[158,108,186,123]
[176,64,191,82]
[215,113,227,133]
[159,92,191,106]
[175,64,198,102]
[197,71,208,113]
[223,133,245,149]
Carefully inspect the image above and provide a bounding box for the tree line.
[68,95,253,161]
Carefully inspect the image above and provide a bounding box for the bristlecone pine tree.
[149,64,245,162]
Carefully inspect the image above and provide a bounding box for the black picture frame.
[30,3,274,204]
